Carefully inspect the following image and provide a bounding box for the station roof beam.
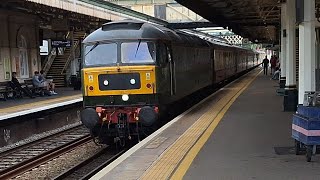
[175,0,280,44]
[78,0,168,26]
[167,22,218,29]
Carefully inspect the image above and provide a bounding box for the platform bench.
[0,81,13,101]
[24,79,45,96]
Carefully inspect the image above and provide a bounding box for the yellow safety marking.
[140,69,262,180]
[0,94,82,114]
[171,69,262,180]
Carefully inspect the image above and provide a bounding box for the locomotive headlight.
[103,80,109,86]
[122,94,129,101]
[130,79,136,85]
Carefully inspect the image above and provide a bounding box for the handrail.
[43,32,72,75]
[42,48,57,75]
[61,32,87,74]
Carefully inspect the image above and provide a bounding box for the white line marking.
[90,72,247,180]
[0,98,83,121]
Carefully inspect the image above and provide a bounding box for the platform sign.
[51,40,71,48]
[40,40,49,55]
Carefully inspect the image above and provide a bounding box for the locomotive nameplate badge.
[88,75,93,83]
[146,73,151,80]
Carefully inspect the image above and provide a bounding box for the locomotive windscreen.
[84,43,117,67]
[83,41,156,66]
[121,42,155,64]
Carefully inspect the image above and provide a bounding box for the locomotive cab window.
[84,43,117,67]
[121,41,155,64]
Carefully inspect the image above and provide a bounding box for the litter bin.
[71,75,81,90]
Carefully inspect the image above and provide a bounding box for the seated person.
[11,72,34,98]
[39,70,57,95]
[33,71,56,95]
[271,67,280,80]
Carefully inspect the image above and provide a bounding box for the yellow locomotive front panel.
[83,65,156,97]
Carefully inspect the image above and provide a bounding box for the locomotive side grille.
[98,73,141,90]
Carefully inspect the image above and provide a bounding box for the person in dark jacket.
[262,56,269,75]
[11,72,34,98]
[270,55,277,75]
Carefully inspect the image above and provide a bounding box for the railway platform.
[92,67,320,180]
[0,88,82,121]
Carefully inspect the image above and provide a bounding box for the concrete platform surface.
[184,72,320,179]
[0,88,82,120]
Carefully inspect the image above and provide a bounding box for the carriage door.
[212,49,216,83]
[167,46,175,95]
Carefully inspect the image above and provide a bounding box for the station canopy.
[176,0,280,44]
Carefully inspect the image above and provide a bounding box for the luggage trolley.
[292,91,320,162]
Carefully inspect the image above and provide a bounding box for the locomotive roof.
[83,20,255,52]
[83,20,209,46]
[83,20,178,43]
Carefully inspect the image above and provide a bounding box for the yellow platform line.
[0,94,82,114]
[140,69,262,180]
[171,70,262,180]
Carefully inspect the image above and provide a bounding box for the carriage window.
[121,42,155,64]
[84,43,117,66]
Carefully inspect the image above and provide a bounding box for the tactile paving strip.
[140,70,261,180]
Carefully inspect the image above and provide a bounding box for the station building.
[0,10,40,82]
[0,0,139,87]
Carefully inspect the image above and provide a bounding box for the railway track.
[0,125,91,179]
[54,148,125,180]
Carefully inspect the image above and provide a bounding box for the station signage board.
[51,40,72,48]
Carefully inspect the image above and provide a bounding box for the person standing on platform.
[262,56,269,75]
[270,55,277,75]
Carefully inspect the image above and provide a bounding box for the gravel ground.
[13,141,104,180]
[0,122,82,154]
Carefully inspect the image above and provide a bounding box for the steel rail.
[80,150,125,180]
[0,125,84,155]
[0,135,91,179]
[53,148,125,180]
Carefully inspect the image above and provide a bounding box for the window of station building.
[18,35,29,78]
